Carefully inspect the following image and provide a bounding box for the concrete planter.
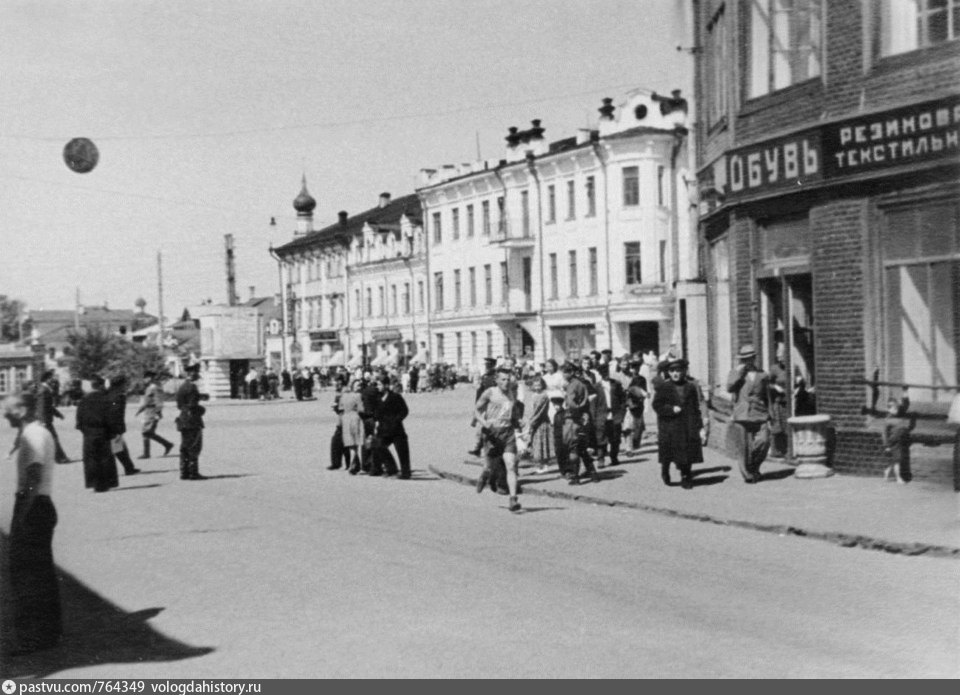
[789,414,835,479]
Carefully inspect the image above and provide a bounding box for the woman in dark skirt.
[76,375,119,493]
[523,376,554,474]
[652,358,706,490]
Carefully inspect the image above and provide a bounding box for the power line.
[0,83,639,143]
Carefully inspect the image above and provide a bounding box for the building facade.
[418,89,705,373]
[692,0,959,477]
[272,181,426,371]
[0,343,45,398]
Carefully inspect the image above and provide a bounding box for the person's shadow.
[0,532,213,678]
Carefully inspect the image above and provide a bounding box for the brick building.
[692,0,959,479]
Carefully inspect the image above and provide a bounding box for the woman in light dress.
[339,379,366,474]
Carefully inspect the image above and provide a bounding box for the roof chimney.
[598,97,615,121]
[249,285,256,301]
[338,210,349,225]
[378,192,391,208]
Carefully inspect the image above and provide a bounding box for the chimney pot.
[378,192,391,208]
[338,211,348,224]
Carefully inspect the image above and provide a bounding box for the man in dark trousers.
[37,370,70,463]
[561,362,601,485]
[372,376,411,479]
[726,343,772,484]
[106,375,141,476]
[76,375,119,493]
[176,364,209,480]
[4,391,62,655]
[359,373,380,474]
[594,363,627,468]
[136,370,174,459]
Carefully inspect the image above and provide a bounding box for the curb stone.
[428,465,960,560]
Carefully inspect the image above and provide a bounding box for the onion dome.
[293,174,316,214]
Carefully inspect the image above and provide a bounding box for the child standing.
[882,396,912,484]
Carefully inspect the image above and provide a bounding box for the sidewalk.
[429,439,960,559]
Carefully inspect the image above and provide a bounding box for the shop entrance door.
[759,273,816,415]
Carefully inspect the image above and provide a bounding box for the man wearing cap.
[652,358,706,489]
[136,370,174,460]
[726,344,772,484]
[175,364,209,480]
[560,362,601,485]
[467,357,498,457]
[37,370,70,464]
[594,363,627,468]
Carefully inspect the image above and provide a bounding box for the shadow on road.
[689,474,729,488]
[0,532,214,679]
[513,506,567,514]
[112,484,164,492]
[758,467,796,482]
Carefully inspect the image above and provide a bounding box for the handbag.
[110,436,125,454]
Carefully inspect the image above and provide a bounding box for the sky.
[0,0,692,321]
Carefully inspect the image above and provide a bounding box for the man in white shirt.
[4,391,62,655]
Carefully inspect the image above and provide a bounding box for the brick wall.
[731,214,753,348]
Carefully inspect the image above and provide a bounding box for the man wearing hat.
[467,357,499,457]
[726,344,772,483]
[175,363,209,480]
[652,357,706,489]
[136,370,174,460]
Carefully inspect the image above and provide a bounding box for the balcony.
[488,217,535,248]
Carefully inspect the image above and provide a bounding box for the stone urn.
[788,414,835,478]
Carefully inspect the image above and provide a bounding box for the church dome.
[293,176,316,214]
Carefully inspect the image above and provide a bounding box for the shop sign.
[726,129,822,198]
[309,330,339,342]
[822,95,960,178]
[371,327,402,341]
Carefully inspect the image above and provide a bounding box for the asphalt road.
[1,388,956,678]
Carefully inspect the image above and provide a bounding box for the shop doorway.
[628,321,660,358]
[759,273,816,415]
[229,359,250,399]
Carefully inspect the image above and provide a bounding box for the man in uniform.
[726,343,771,484]
[176,364,209,480]
[561,362,601,485]
[136,370,174,459]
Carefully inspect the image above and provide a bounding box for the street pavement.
[0,386,957,678]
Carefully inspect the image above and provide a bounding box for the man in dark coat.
[359,375,380,474]
[652,358,706,489]
[176,364,208,480]
[372,376,411,479]
[106,375,140,476]
[37,370,70,463]
[76,375,119,492]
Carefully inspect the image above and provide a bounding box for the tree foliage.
[65,325,166,392]
[0,294,29,343]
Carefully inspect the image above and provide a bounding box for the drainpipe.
[416,191,432,365]
[525,152,547,362]
[493,167,511,354]
[590,140,613,352]
[670,127,686,350]
[268,246,288,372]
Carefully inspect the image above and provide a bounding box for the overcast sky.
[0,0,691,319]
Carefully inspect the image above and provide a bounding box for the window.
[454,269,462,309]
[497,196,506,235]
[586,176,596,217]
[378,286,385,317]
[623,166,640,206]
[484,264,492,305]
[588,247,598,295]
[470,332,478,364]
[436,334,445,362]
[469,267,477,306]
[0,369,8,394]
[568,250,578,297]
[482,200,491,236]
[366,288,373,317]
[881,202,959,402]
[566,181,576,219]
[354,289,361,318]
[747,0,822,99]
[521,190,530,236]
[418,280,425,312]
[547,184,556,223]
[711,238,733,396]
[391,285,398,316]
[452,208,460,240]
[403,282,411,315]
[706,5,729,126]
[500,261,509,304]
[657,166,665,206]
[549,253,558,299]
[486,330,493,357]
[434,272,444,311]
[879,0,960,56]
[467,204,475,238]
[625,242,642,284]
[659,240,667,284]
[432,211,442,244]
[456,332,463,365]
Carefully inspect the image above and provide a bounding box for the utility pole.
[157,250,165,348]
[225,234,238,306]
[74,287,80,331]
